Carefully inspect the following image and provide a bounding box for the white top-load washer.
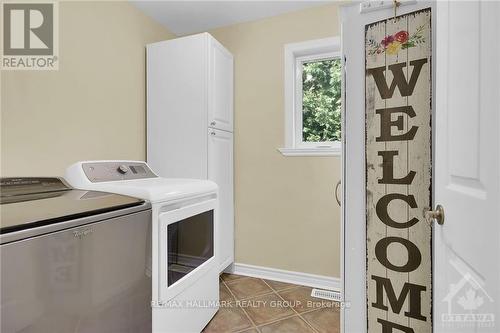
[65,161,219,333]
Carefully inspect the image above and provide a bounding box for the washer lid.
[0,178,146,234]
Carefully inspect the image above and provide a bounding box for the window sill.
[278,147,341,157]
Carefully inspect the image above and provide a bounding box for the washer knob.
[117,165,129,174]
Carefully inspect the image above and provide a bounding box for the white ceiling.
[131,1,334,36]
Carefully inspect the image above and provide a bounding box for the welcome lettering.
[368,57,428,332]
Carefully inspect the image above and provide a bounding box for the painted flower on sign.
[367,25,425,56]
[381,35,394,47]
[394,30,409,43]
[386,41,402,55]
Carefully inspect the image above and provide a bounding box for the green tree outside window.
[302,58,342,143]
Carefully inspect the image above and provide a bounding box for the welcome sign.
[365,9,432,333]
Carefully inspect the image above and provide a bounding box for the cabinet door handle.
[210,131,216,136]
[335,180,341,206]
[210,121,216,126]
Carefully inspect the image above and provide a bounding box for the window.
[280,37,342,156]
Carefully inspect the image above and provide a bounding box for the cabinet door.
[208,128,234,271]
[147,35,208,179]
[208,38,233,132]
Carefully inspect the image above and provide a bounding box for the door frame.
[339,2,436,332]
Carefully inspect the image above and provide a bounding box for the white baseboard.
[225,262,341,292]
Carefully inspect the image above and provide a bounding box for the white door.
[208,36,234,132]
[207,128,234,272]
[341,2,434,332]
[434,2,500,332]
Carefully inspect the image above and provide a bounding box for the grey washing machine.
[0,177,152,333]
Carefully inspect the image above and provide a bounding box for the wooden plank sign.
[365,9,432,333]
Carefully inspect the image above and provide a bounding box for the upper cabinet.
[146,33,234,178]
[208,38,234,132]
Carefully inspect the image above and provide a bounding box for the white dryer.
[65,161,219,333]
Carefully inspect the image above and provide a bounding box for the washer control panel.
[82,161,158,183]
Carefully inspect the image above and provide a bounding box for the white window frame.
[279,37,341,157]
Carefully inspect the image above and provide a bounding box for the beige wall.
[210,4,342,278]
[1,2,341,278]
[1,1,174,176]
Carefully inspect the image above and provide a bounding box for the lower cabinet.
[208,128,234,271]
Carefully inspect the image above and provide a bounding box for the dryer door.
[158,199,217,302]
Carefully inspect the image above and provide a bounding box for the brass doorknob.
[425,204,445,225]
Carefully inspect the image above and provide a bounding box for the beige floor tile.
[220,283,234,302]
[207,275,341,333]
[203,307,253,333]
[278,286,324,313]
[235,329,258,333]
[302,307,341,333]
[221,273,247,282]
[263,279,299,292]
[259,316,315,333]
[240,293,295,326]
[225,277,273,300]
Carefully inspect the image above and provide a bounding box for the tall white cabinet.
[147,33,234,272]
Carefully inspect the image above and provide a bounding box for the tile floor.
[203,274,340,333]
